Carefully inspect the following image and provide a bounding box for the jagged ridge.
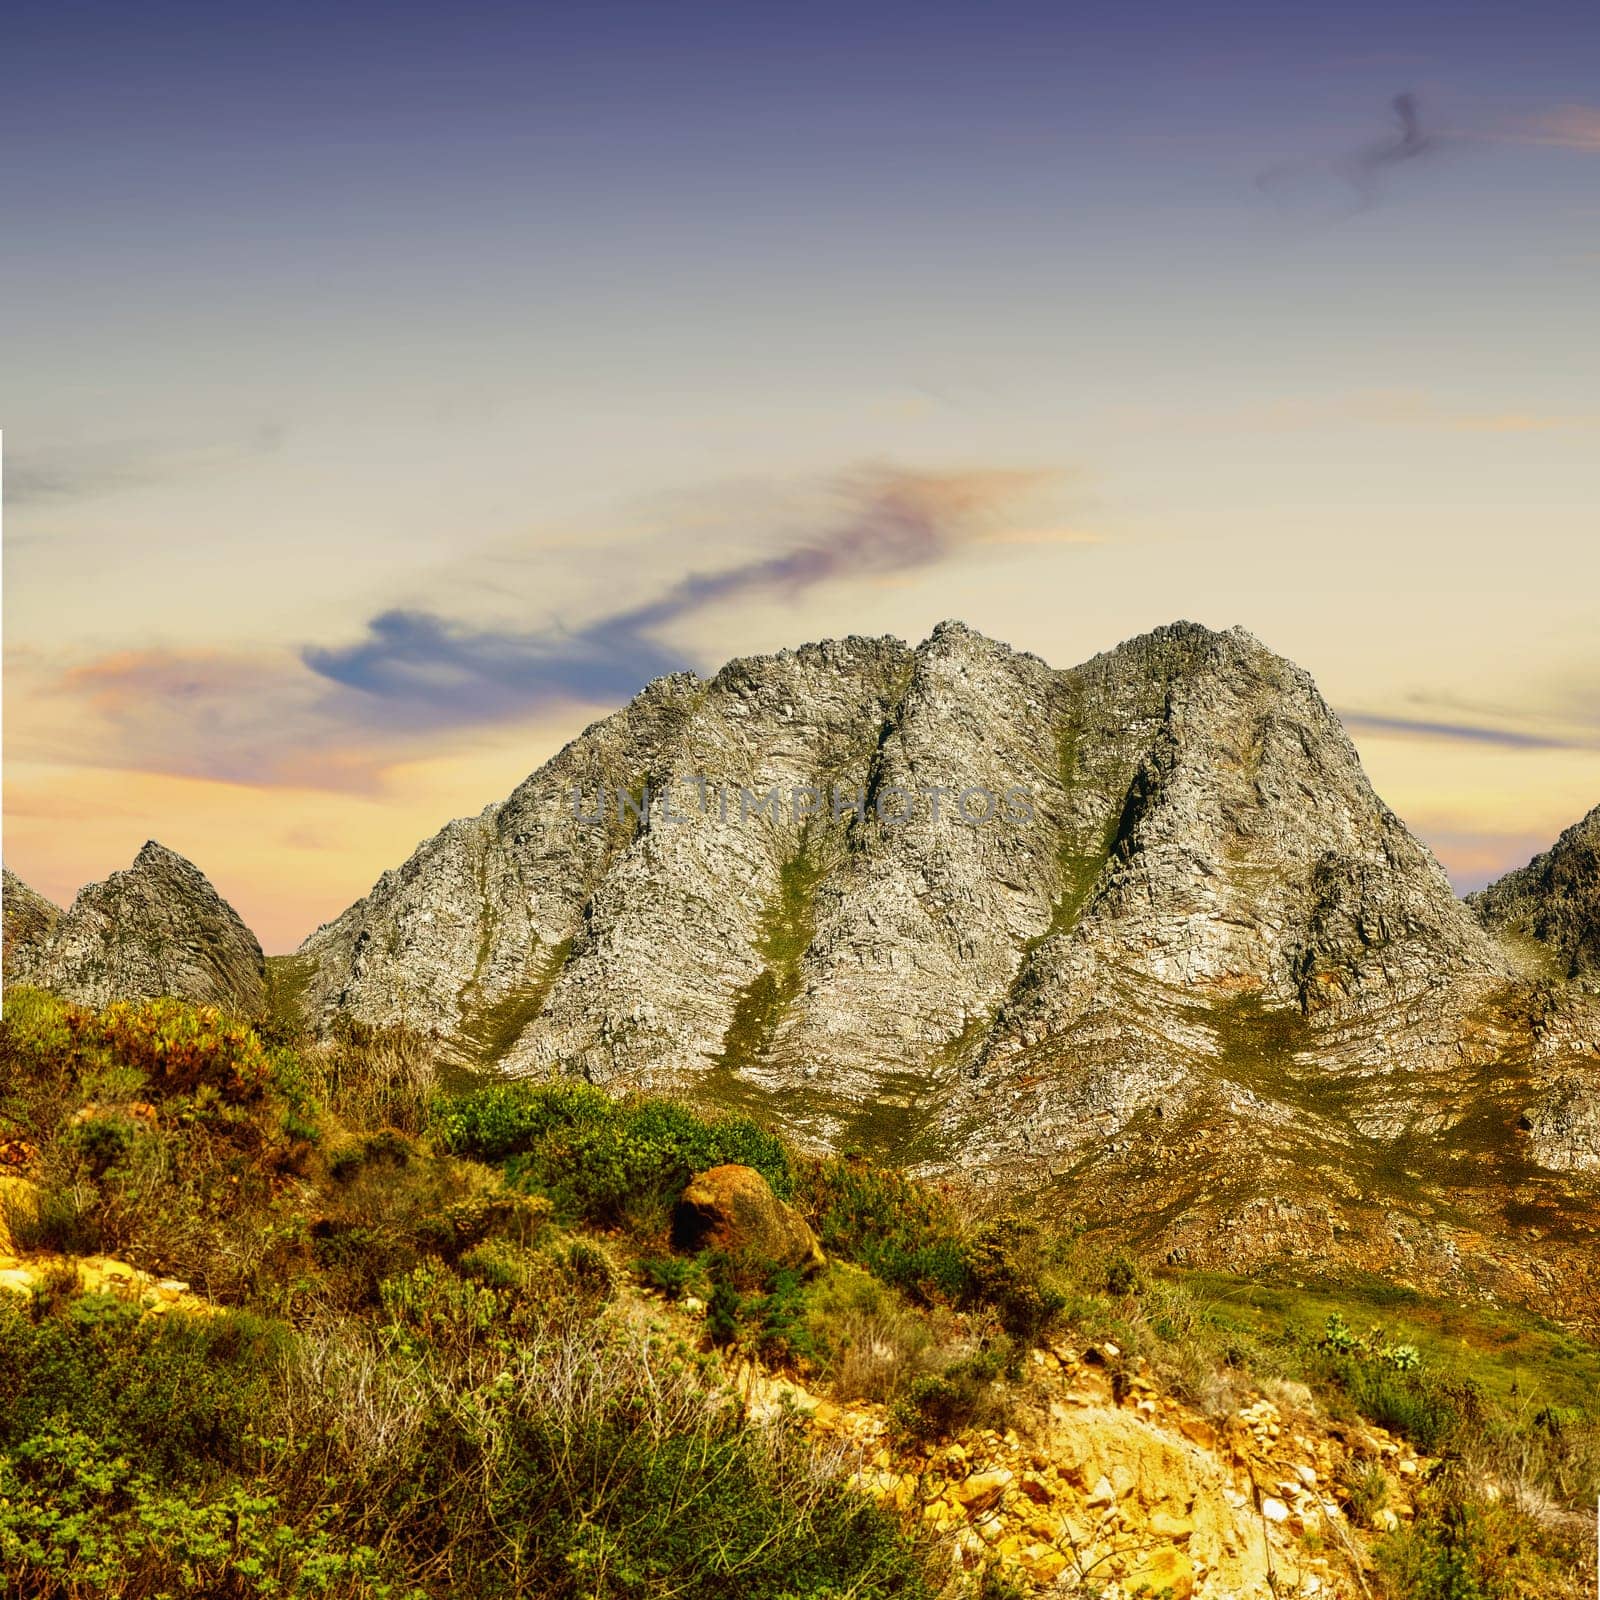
[1471,802,1600,981]
[3,843,266,1015]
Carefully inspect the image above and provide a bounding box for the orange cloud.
[1512,105,1600,153]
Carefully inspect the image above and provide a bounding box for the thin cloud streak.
[1257,91,1439,217]
[303,466,1055,727]
[4,428,287,508]
[1340,710,1584,752]
[23,464,1062,793]
[1506,104,1600,153]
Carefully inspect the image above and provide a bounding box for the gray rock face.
[1470,803,1600,981]
[5,843,266,1014]
[303,622,1509,1134]
[3,868,61,980]
[1521,1072,1600,1174]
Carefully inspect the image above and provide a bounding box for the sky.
[3,0,1599,953]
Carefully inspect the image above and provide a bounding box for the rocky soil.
[732,1318,1431,1598]
[3,842,266,1014]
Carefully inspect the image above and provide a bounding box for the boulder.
[672,1164,824,1276]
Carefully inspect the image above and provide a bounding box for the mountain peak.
[1472,801,1600,981]
[6,845,265,1013]
[296,618,1511,1113]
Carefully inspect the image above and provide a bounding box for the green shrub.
[891,1348,1006,1442]
[1372,1488,1580,1600]
[0,1424,412,1599]
[63,1113,137,1176]
[801,1267,947,1404]
[1342,1459,1390,1528]
[752,1267,819,1365]
[964,1216,1065,1342]
[0,1295,285,1482]
[707,1274,743,1346]
[798,1157,972,1303]
[434,1081,792,1230]
[1105,1255,1143,1298]
[637,1252,707,1300]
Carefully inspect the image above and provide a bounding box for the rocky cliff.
[3,843,266,1015]
[3,868,61,975]
[294,621,1600,1325]
[299,622,1512,1095]
[1470,802,1600,982]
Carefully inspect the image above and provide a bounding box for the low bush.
[801,1266,948,1405]
[891,1347,1009,1443]
[1374,1480,1584,1600]
[0,1425,411,1600]
[434,1080,792,1231]
[0,1294,285,1482]
[304,1018,437,1137]
[797,1155,972,1303]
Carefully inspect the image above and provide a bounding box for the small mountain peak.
[11,846,265,1014]
[1472,800,1600,980]
[3,866,63,978]
[131,839,214,875]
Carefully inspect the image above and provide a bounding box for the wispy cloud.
[5,427,286,509]
[303,465,1055,727]
[1505,104,1600,153]
[1104,389,1600,439]
[21,463,1063,793]
[1339,710,1582,752]
[43,648,389,791]
[1257,92,1440,217]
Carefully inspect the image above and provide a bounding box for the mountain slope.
[1470,802,1600,982]
[4,843,266,1014]
[302,623,1511,1100]
[2,868,61,977]
[295,621,1600,1324]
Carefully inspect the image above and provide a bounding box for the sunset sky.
[4,0,1599,953]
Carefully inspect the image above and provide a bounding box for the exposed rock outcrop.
[5,843,266,1015]
[1470,802,1600,981]
[672,1164,825,1276]
[300,623,1510,1105]
[3,868,61,979]
[734,1334,1432,1598]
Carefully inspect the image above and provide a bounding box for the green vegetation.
[714,841,827,1070]
[0,986,1594,1598]
[0,989,930,1599]
[452,935,574,1069]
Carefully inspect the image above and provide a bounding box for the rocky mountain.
[3,868,61,973]
[1470,802,1600,982]
[3,842,266,1015]
[293,620,1600,1325]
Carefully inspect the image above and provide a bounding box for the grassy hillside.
[0,987,1595,1598]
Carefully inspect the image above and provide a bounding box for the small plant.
[1105,1255,1143,1298]
[638,1252,708,1300]
[707,1275,743,1346]
[1343,1459,1390,1528]
[890,1348,1005,1442]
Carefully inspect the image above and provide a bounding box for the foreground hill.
[289,621,1600,1323]
[1,988,1594,1598]
[2,842,266,1015]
